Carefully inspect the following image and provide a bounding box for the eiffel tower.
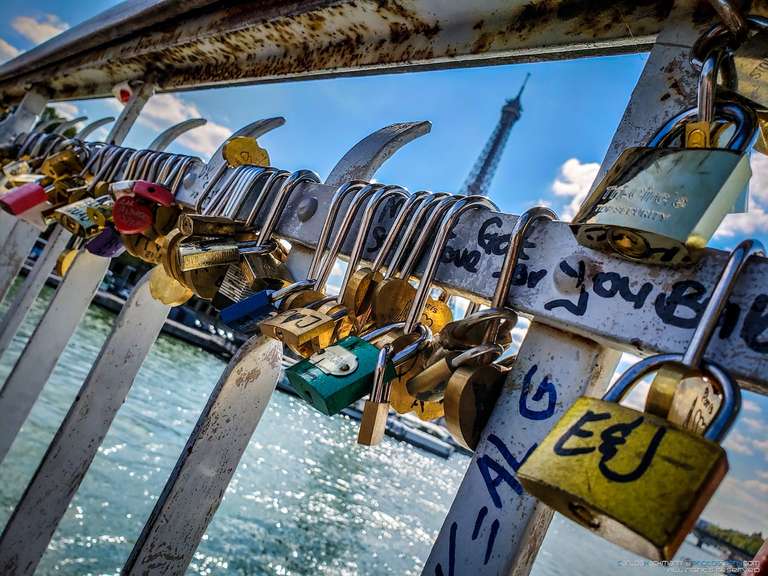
[461,74,530,196]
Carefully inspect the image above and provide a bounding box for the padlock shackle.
[339,184,410,298]
[404,196,497,333]
[308,180,368,282]
[390,192,455,280]
[691,15,768,69]
[370,190,431,275]
[648,101,757,151]
[259,169,321,242]
[483,205,557,344]
[684,239,765,367]
[313,183,384,291]
[604,353,740,442]
[371,344,395,403]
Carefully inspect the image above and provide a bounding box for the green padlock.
[286,322,430,416]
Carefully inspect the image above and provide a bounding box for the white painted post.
[0,250,110,463]
[422,323,620,575]
[0,274,169,575]
[122,334,284,576]
[0,221,39,304]
[0,227,71,358]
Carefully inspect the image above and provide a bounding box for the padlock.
[52,195,114,238]
[113,195,154,234]
[728,15,768,109]
[337,185,410,328]
[86,226,126,257]
[518,240,761,560]
[572,71,757,266]
[381,195,496,419]
[357,344,394,446]
[518,355,740,561]
[219,280,314,332]
[439,207,558,447]
[286,322,429,416]
[0,182,47,215]
[259,305,348,356]
[644,238,764,434]
[372,194,463,330]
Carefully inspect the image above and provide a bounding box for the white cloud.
[0,38,19,63]
[705,475,768,534]
[743,417,767,433]
[753,437,768,460]
[724,430,755,455]
[550,158,600,221]
[715,153,768,238]
[12,14,69,44]
[51,101,79,119]
[744,399,762,413]
[112,93,231,158]
[758,469,768,481]
[745,479,768,494]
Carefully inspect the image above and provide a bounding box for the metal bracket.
[0,89,48,147]
[147,117,206,152]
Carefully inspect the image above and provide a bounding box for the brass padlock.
[259,306,348,356]
[644,238,764,434]
[518,239,761,560]
[572,56,757,266]
[440,207,558,448]
[339,184,410,329]
[518,355,740,561]
[729,15,768,109]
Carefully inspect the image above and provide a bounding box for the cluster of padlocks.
[1,11,767,568]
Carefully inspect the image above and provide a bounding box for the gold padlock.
[519,239,762,560]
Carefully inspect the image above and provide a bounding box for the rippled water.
[0,286,722,575]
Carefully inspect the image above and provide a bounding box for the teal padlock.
[286,323,430,416]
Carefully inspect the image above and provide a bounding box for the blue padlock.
[219,279,315,333]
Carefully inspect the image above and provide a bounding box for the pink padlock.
[133,180,173,207]
[0,182,48,215]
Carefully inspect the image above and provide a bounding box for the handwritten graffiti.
[540,257,768,356]
[519,365,557,420]
[553,410,666,483]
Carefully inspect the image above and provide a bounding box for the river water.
[0,287,724,575]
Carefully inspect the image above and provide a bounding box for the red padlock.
[0,182,48,215]
[113,195,154,234]
[133,180,173,207]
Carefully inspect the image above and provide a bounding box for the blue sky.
[1,2,767,537]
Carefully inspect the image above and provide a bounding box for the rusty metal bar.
[0,0,694,103]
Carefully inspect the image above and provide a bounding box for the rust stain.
[0,0,680,101]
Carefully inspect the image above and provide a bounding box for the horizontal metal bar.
[270,186,768,396]
[0,0,695,103]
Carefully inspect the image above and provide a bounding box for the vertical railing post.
[0,82,154,464]
[122,121,431,576]
[0,89,49,301]
[0,118,285,576]
[422,5,709,576]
